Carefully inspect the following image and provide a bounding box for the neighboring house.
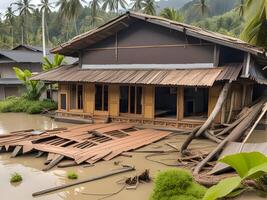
[0,44,75,100]
[32,12,267,128]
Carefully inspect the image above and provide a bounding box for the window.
[70,84,83,110]
[119,86,142,114]
[95,84,109,111]
[60,94,67,110]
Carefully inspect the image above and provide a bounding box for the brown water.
[0,113,72,134]
[0,113,266,200]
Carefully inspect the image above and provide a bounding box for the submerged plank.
[11,146,22,158]
[43,154,64,171]
[32,166,135,197]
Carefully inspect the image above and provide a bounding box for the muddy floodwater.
[0,113,266,200]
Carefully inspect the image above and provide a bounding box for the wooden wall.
[81,21,214,65]
[58,83,227,125]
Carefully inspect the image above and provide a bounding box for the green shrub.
[0,97,57,114]
[150,169,206,200]
[67,172,78,180]
[10,173,23,183]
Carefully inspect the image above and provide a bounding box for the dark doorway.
[120,86,142,114]
[155,87,177,119]
[95,84,108,111]
[184,87,208,119]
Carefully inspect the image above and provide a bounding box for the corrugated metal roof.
[51,12,266,57]
[0,78,22,85]
[31,64,242,86]
[0,50,51,63]
[249,65,267,85]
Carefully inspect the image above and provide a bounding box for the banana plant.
[13,67,45,100]
[42,53,65,71]
[203,152,267,200]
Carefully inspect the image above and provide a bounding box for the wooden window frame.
[59,92,67,111]
[120,85,142,115]
[69,84,84,111]
[95,84,109,111]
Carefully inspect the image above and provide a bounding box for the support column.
[143,85,155,119]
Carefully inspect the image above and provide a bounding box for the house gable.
[81,20,215,66]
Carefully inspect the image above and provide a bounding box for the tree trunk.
[195,83,231,138]
[193,99,266,175]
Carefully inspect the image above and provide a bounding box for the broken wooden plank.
[43,154,64,171]
[32,166,135,197]
[11,146,22,158]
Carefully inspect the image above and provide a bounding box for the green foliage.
[160,8,184,22]
[203,152,267,200]
[240,0,267,48]
[42,54,65,71]
[67,172,78,180]
[0,97,57,114]
[150,169,206,200]
[10,172,23,183]
[13,67,46,100]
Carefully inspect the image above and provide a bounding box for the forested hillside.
[0,0,262,49]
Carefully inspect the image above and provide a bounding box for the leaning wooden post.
[181,83,231,155]
[195,82,231,137]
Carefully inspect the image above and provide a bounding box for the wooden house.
[32,12,267,129]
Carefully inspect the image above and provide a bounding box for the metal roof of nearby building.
[12,44,51,52]
[0,78,22,85]
[0,50,53,63]
[51,12,267,58]
[31,64,243,87]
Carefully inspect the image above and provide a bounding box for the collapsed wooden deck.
[0,123,171,170]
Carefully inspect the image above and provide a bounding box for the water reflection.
[0,113,72,134]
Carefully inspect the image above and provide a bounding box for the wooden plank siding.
[57,82,224,129]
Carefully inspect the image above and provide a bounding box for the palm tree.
[56,0,83,34]
[88,0,103,26]
[4,7,15,47]
[160,8,184,22]
[130,0,144,12]
[240,0,267,47]
[235,0,245,17]
[194,0,208,16]
[38,0,54,56]
[102,0,128,14]
[142,0,157,15]
[12,0,35,44]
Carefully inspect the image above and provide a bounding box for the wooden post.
[109,84,119,117]
[177,86,184,121]
[84,83,95,114]
[143,86,155,119]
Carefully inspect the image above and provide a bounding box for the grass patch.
[10,173,23,183]
[67,172,78,180]
[150,169,206,200]
[0,96,57,114]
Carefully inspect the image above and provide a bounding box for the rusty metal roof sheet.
[51,12,266,57]
[32,64,242,86]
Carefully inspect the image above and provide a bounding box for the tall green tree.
[235,0,245,17]
[194,0,209,16]
[12,0,35,44]
[56,0,83,34]
[142,0,157,15]
[88,0,103,26]
[130,0,144,12]
[240,0,267,48]
[102,0,128,14]
[160,8,184,22]
[4,7,15,47]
